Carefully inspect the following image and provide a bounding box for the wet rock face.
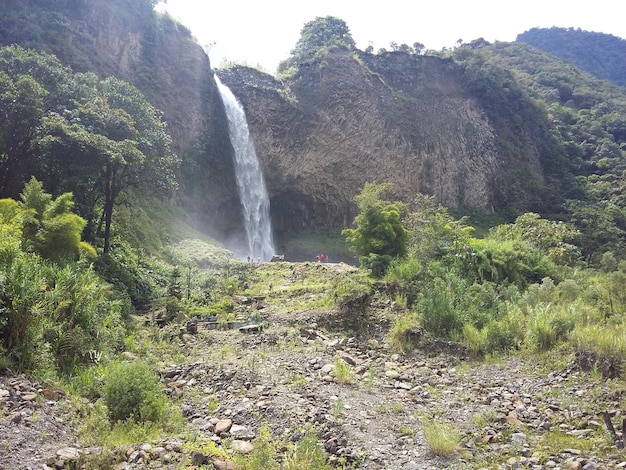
[219,48,551,235]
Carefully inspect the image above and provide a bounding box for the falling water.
[215,76,275,261]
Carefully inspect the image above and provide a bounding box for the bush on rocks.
[103,360,167,423]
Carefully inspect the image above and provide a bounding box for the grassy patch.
[422,420,462,457]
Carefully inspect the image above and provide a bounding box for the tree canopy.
[342,183,408,276]
[277,16,355,74]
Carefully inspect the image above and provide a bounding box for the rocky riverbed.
[1,262,626,469]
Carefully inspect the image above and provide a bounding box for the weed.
[331,397,345,422]
[398,426,414,437]
[392,402,405,414]
[364,368,376,391]
[284,373,308,388]
[422,420,461,457]
[333,356,355,385]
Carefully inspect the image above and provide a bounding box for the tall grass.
[422,420,461,457]
[388,311,421,353]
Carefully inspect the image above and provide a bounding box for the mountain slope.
[517,27,626,88]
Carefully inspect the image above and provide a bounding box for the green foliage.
[405,193,473,264]
[197,297,234,319]
[282,426,330,470]
[523,305,575,352]
[417,273,468,338]
[41,263,124,373]
[343,183,408,276]
[383,257,421,307]
[103,360,167,423]
[0,199,24,264]
[19,177,91,261]
[0,45,179,255]
[0,246,122,373]
[278,16,355,74]
[93,244,158,313]
[0,252,49,370]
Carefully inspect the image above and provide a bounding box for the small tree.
[277,16,355,73]
[19,177,93,261]
[342,183,407,276]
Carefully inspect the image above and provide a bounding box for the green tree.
[0,46,178,254]
[342,183,408,276]
[405,193,473,264]
[277,16,355,74]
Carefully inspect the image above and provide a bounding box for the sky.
[157,0,626,74]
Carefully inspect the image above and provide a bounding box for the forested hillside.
[517,27,626,88]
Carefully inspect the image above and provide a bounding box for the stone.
[56,447,82,461]
[40,389,60,400]
[230,424,255,440]
[212,459,238,470]
[190,450,206,466]
[582,463,600,470]
[214,418,233,435]
[511,432,526,445]
[151,447,166,458]
[231,440,255,454]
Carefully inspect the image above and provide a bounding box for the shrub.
[418,276,466,338]
[103,360,167,423]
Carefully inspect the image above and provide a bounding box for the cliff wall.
[219,47,556,237]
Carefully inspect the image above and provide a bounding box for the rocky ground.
[2,262,626,469]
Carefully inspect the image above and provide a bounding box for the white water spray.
[215,76,275,261]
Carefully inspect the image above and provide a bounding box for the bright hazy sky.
[157,0,626,74]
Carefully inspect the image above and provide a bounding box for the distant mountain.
[517,27,626,88]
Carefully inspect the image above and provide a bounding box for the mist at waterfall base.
[215,76,276,262]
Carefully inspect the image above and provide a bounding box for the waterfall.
[215,76,276,261]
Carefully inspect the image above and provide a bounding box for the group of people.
[316,253,328,262]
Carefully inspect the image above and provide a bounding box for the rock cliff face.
[218,47,555,238]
